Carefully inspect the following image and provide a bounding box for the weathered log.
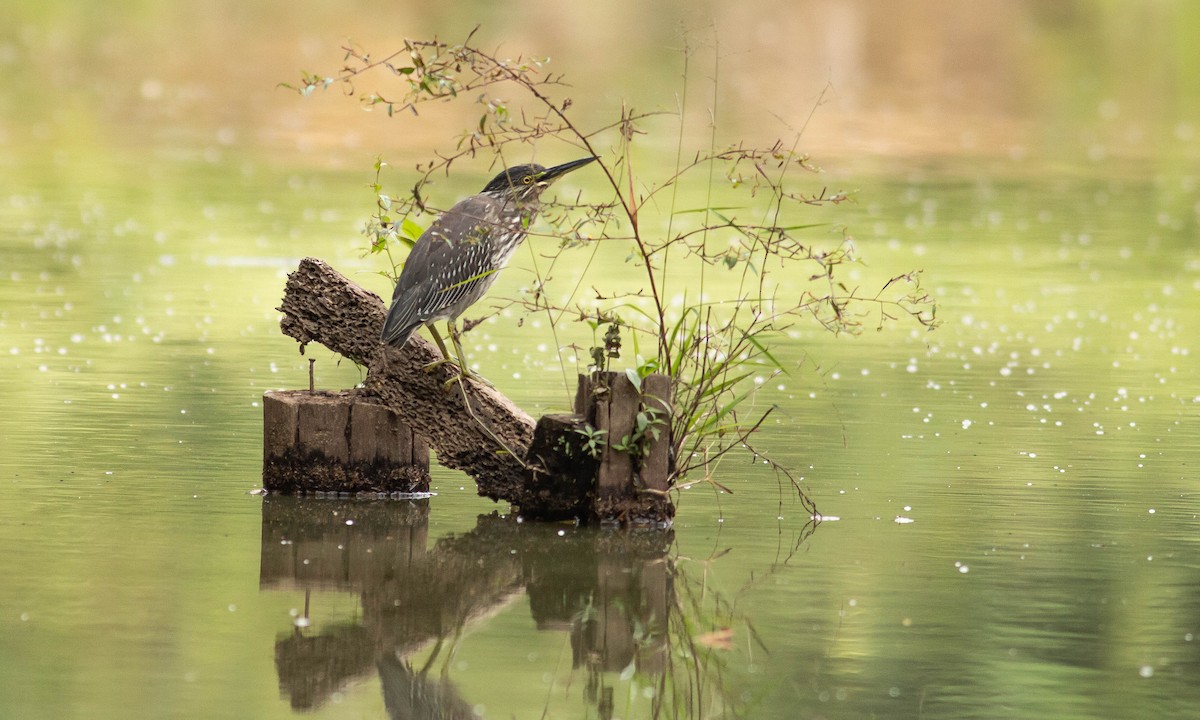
[262,389,430,495]
[275,258,675,524]
[276,258,534,501]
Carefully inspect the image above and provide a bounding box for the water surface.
[2,2,1199,719]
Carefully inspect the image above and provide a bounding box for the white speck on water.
[20,612,30,622]
[962,419,972,429]
[813,514,840,521]
[1148,508,1155,514]
[1139,665,1154,678]
[895,516,914,524]
[344,519,354,526]
[557,529,566,537]
[227,604,237,612]
[955,561,969,574]
[293,616,311,628]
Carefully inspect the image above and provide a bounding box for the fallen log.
[274,257,674,524]
[277,257,533,502]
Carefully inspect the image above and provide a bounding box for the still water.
[2,2,1200,719]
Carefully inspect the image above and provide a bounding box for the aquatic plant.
[285,29,939,512]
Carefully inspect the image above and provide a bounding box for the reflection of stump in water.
[273,624,373,711]
[522,526,673,678]
[261,499,524,712]
[261,499,675,715]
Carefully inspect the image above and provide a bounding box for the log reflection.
[261,497,777,718]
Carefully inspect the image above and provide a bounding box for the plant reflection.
[259,498,816,718]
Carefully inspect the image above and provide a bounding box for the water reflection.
[260,498,776,718]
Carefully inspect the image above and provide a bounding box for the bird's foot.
[421,358,490,391]
[421,357,456,373]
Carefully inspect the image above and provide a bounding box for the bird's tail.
[380,309,419,347]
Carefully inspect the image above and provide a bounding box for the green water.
[3,2,1200,719]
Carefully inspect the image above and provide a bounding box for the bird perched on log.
[380,157,596,376]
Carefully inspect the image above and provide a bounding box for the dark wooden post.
[262,389,430,495]
[520,372,674,524]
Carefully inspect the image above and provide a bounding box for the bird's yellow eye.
[522,175,534,185]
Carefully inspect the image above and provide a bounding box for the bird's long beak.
[538,156,597,184]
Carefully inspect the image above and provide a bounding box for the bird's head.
[482,157,597,200]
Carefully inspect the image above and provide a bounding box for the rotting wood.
[276,258,534,502]
[573,371,675,524]
[263,389,430,494]
[273,258,674,524]
[519,413,601,521]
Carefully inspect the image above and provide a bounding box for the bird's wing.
[380,195,505,345]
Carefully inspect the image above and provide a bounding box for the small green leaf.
[625,368,642,392]
[401,217,425,241]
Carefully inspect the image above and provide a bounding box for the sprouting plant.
[286,29,940,511]
[569,424,608,460]
[587,318,622,373]
[610,404,667,461]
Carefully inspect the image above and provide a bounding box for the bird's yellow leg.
[447,321,471,376]
[440,322,525,467]
[443,320,492,389]
[422,324,456,372]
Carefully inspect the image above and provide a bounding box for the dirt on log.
[277,257,534,502]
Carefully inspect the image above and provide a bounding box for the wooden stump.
[520,372,674,524]
[263,389,430,495]
[519,413,602,521]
